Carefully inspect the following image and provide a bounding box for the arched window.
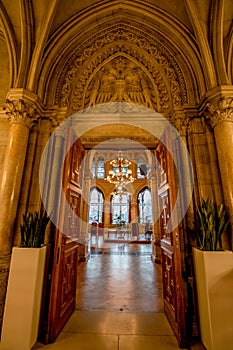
[89,187,104,223]
[137,157,148,178]
[138,188,152,224]
[111,194,130,225]
[97,156,105,178]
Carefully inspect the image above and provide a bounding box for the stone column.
[204,97,233,247]
[104,199,111,230]
[0,98,39,330]
[174,115,200,337]
[174,115,194,230]
[0,99,39,254]
[46,125,65,226]
[130,198,138,222]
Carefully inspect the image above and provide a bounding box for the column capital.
[173,116,191,137]
[203,96,233,129]
[171,107,195,137]
[49,107,70,136]
[4,99,39,129]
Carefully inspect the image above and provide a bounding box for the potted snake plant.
[20,208,49,248]
[192,198,233,350]
[2,208,50,350]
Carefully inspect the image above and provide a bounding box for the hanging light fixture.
[105,151,135,195]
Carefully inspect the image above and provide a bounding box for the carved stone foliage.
[56,24,188,115]
[203,97,233,128]
[4,99,39,129]
[173,116,190,137]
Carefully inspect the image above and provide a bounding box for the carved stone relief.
[84,56,157,109]
[56,24,188,115]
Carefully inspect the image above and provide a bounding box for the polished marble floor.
[32,239,205,349]
[76,240,163,313]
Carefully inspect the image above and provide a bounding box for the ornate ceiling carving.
[56,24,188,116]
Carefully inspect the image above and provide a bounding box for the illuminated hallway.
[34,243,205,350]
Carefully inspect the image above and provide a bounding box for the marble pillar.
[13,128,38,247]
[0,99,39,254]
[204,97,233,248]
[0,98,39,330]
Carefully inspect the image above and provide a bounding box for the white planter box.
[193,247,233,350]
[1,246,47,350]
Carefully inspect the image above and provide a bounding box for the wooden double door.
[42,126,187,347]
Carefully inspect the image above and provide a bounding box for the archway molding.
[38,5,206,111]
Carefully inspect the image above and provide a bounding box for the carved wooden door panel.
[157,127,187,348]
[43,130,83,343]
[45,234,78,343]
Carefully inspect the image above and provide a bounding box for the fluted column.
[204,97,233,247]
[0,98,39,330]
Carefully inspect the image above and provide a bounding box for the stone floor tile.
[119,334,183,350]
[76,248,163,313]
[63,310,174,335]
[29,242,205,350]
[33,333,118,350]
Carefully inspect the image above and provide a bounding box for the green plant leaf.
[194,198,229,251]
[20,208,50,248]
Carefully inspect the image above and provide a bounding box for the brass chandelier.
[105,151,135,195]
